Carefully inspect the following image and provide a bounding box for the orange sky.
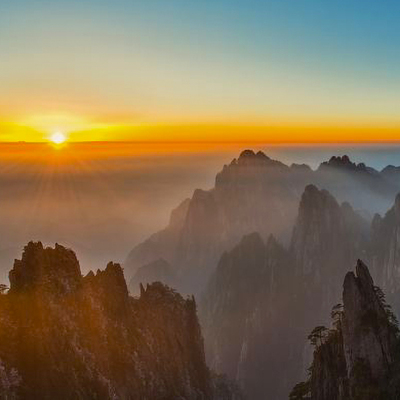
[2,1,400,143]
[1,120,400,144]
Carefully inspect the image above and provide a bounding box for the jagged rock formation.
[125,151,399,296]
[291,260,400,400]
[318,155,369,172]
[129,258,177,295]
[0,242,242,400]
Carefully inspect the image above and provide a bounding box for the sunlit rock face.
[0,242,242,400]
[293,260,400,400]
[124,150,398,296]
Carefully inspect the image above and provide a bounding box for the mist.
[0,141,399,284]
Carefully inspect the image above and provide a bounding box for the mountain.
[124,150,399,296]
[201,233,302,400]
[0,242,242,400]
[125,150,302,294]
[200,184,370,400]
[381,165,400,186]
[291,184,369,322]
[290,260,400,400]
[125,197,191,281]
[369,193,400,314]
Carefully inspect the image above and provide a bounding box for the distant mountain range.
[125,150,400,295]
[124,150,400,399]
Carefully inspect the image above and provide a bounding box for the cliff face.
[291,260,400,400]
[0,242,241,400]
[291,184,369,322]
[342,262,397,383]
[201,233,303,400]
[369,194,400,311]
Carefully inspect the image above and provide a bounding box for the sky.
[1,0,400,142]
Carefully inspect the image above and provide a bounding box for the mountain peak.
[319,155,368,172]
[240,231,264,246]
[292,260,399,399]
[300,184,339,211]
[9,242,81,294]
[238,149,270,160]
[236,149,287,168]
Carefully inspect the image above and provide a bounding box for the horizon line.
[2,139,400,145]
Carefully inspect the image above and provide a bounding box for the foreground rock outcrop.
[0,242,242,400]
[290,260,400,400]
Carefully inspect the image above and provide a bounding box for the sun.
[50,132,67,144]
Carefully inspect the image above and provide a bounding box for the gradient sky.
[1,0,400,142]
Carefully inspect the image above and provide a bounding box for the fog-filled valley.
[2,142,400,399]
[1,142,399,283]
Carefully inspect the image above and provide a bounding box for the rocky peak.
[381,165,400,176]
[291,185,343,277]
[236,149,287,169]
[290,163,312,171]
[300,184,338,209]
[85,261,129,316]
[319,155,368,172]
[238,149,270,162]
[343,260,397,381]
[9,242,81,295]
[291,260,400,400]
[0,242,241,400]
[290,185,369,331]
[238,231,265,251]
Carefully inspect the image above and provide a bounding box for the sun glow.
[50,132,67,144]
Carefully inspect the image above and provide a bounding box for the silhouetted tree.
[308,326,328,347]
